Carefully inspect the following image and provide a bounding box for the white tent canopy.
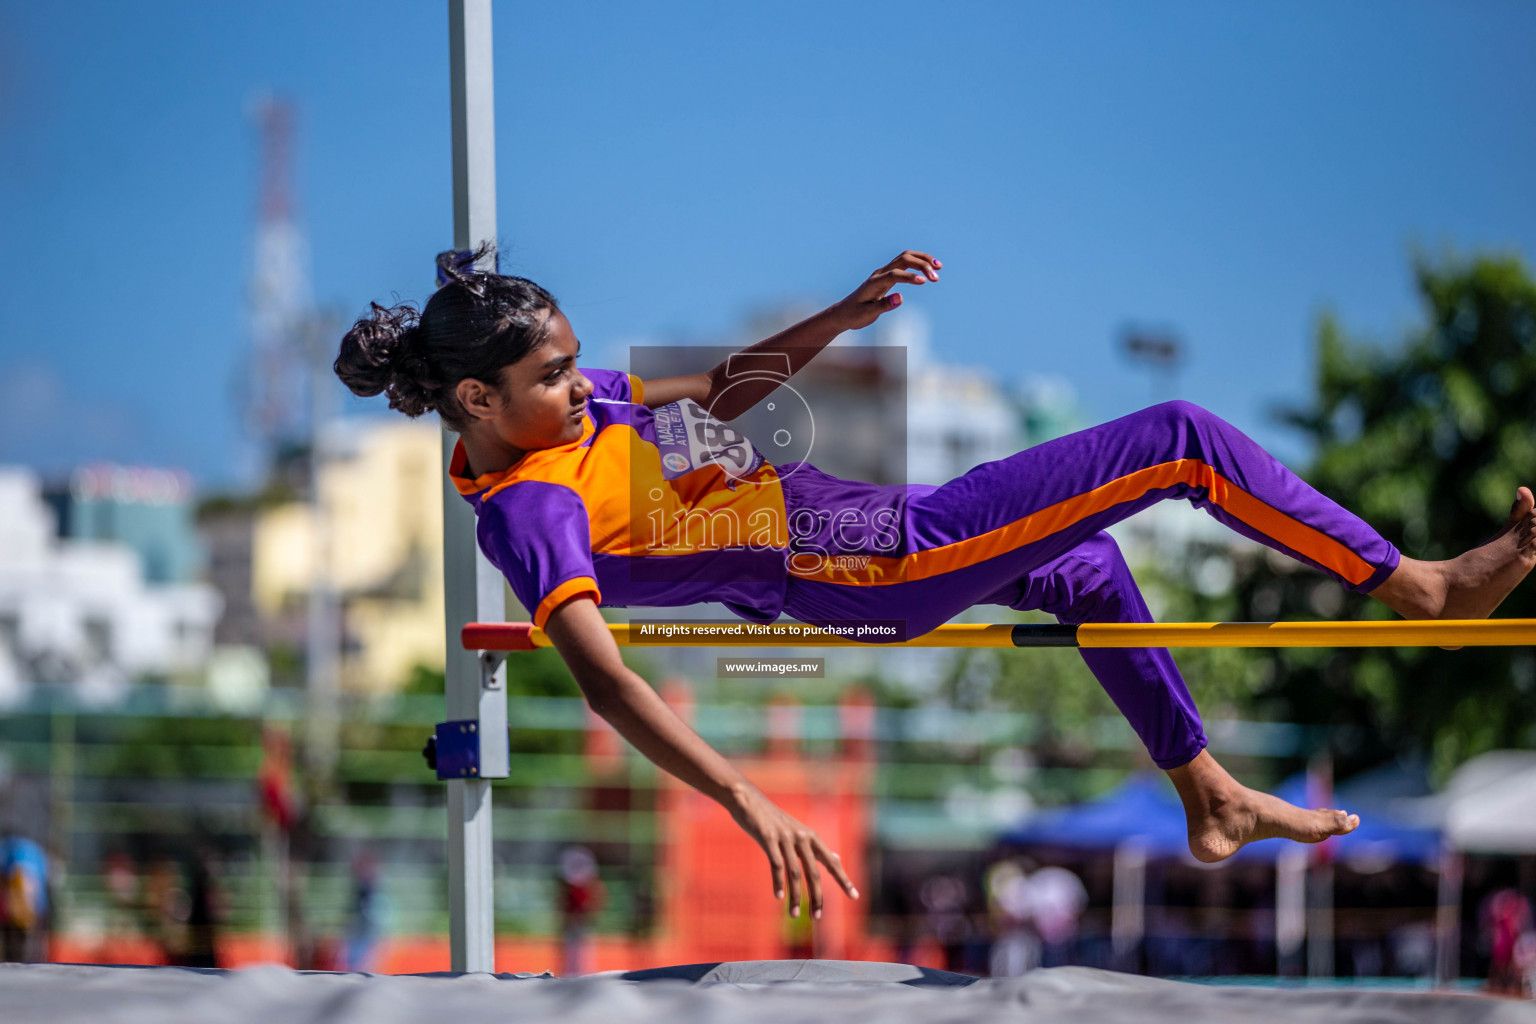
[1394,750,1536,853]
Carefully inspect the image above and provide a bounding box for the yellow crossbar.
[461,619,1536,651]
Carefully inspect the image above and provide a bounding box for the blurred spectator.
[626,867,655,943]
[986,860,1088,976]
[1513,929,1536,998]
[884,863,919,965]
[1483,888,1532,996]
[101,850,143,960]
[1390,921,1435,979]
[181,848,222,969]
[0,832,49,962]
[1028,865,1087,967]
[986,859,1039,976]
[257,728,296,834]
[919,872,971,974]
[556,846,605,976]
[144,854,190,964]
[344,850,384,973]
[256,725,302,965]
[310,936,344,973]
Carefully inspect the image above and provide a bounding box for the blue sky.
[1,1,1533,488]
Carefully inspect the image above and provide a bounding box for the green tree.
[1235,253,1536,778]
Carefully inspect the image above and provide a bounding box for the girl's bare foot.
[1372,486,1536,622]
[1166,750,1358,864]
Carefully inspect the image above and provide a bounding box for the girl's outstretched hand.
[727,779,859,919]
[833,250,941,330]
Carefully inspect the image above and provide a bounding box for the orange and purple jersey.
[450,368,798,628]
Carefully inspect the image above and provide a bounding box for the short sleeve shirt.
[450,368,792,627]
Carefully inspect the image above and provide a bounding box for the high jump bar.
[463,619,1536,651]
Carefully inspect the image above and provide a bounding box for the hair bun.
[334,302,438,417]
[339,243,556,432]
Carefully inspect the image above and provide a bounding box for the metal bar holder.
[431,651,511,781]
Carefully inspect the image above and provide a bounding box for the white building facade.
[0,468,221,702]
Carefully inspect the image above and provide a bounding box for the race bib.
[651,399,766,483]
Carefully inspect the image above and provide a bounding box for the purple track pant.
[777,401,1401,769]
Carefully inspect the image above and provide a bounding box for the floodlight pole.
[444,0,508,975]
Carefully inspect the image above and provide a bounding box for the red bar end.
[461,622,538,651]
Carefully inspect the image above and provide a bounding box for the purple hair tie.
[436,248,500,287]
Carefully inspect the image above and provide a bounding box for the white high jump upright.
[443,0,509,975]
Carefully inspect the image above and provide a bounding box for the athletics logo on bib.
[652,399,766,483]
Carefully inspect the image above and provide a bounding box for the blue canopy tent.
[998,773,1189,857]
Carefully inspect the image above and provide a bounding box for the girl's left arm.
[638,250,940,418]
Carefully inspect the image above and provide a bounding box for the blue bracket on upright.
[434,719,482,780]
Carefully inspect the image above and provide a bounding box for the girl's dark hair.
[334,247,559,431]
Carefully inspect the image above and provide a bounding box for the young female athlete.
[336,248,1536,923]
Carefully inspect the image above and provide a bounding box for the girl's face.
[475,309,595,454]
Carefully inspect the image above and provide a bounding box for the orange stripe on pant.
[796,459,1377,588]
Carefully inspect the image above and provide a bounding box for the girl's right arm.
[542,594,859,919]
[635,251,941,420]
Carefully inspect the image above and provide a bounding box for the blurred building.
[881,311,1024,485]
[199,502,263,648]
[872,309,1084,485]
[44,465,204,584]
[0,467,221,700]
[251,418,445,693]
[1010,375,1082,450]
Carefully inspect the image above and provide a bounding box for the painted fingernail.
[850,888,860,899]
[814,909,822,920]
[791,906,800,918]
[933,259,942,268]
[776,889,784,899]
